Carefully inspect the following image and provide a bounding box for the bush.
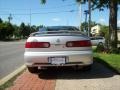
[95,43,105,53]
[109,48,120,54]
[94,42,120,54]
[118,41,120,44]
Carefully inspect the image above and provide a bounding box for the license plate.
[48,57,66,65]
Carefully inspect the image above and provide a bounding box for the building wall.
[118,31,120,41]
[91,25,100,35]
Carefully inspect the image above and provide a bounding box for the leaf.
[40,0,46,4]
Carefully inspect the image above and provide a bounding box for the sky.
[0,0,120,27]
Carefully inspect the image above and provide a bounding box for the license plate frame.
[48,56,66,65]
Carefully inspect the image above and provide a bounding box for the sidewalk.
[7,63,120,90]
[7,70,56,90]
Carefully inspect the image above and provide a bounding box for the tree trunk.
[109,0,118,49]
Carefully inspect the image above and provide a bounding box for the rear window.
[39,26,79,32]
[90,37,95,40]
[31,26,82,36]
[90,37,104,40]
[96,37,104,39]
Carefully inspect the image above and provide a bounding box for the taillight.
[66,40,91,47]
[25,42,50,48]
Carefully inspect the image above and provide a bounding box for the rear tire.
[27,67,38,73]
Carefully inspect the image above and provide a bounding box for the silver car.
[90,37,105,46]
[24,26,93,73]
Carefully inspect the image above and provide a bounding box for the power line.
[0,9,78,15]
[31,10,77,14]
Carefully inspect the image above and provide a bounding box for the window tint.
[96,37,103,39]
[47,26,79,31]
[91,37,104,40]
[90,37,96,40]
[39,26,79,32]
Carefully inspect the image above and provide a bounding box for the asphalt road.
[0,40,25,79]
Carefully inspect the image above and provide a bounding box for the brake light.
[25,42,50,48]
[66,40,91,47]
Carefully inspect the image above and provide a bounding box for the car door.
[91,37,97,46]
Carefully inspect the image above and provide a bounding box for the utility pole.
[8,14,12,23]
[84,10,89,33]
[79,3,82,31]
[30,9,31,27]
[88,0,91,37]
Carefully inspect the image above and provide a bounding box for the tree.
[0,22,15,40]
[0,23,6,39]
[81,21,97,32]
[100,25,109,37]
[19,22,25,38]
[5,22,15,39]
[99,25,109,46]
[13,25,20,39]
[0,18,3,23]
[40,0,120,50]
[25,24,31,36]
[108,1,118,49]
[78,0,119,50]
[19,22,30,38]
[36,25,44,31]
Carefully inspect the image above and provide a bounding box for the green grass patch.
[94,53,120,74]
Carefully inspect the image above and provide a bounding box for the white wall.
[118,31,120,41]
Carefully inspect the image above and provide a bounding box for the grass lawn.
[94,53,120,74]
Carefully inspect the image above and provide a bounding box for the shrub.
[95,43,105,53]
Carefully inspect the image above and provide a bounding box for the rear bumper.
[24,50,93,67]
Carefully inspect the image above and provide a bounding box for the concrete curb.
[0,65,26,86]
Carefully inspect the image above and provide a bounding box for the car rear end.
[24,26,93,73]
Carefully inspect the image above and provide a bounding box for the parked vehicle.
[90,37,105,46]
[24,26,93,73]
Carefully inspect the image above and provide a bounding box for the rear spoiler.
[29,31,82,37]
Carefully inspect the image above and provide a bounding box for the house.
[118,30,120,41]
[91,25,100,36]
[91,25,120,40]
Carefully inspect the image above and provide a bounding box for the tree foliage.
[0,18,43,40]
[78,0,119,49]
[40,0,119,50]
[81,21,97,32]
[0,18,3,23]
[0,22,15,40]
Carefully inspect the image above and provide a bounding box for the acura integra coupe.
[24,26,93,73]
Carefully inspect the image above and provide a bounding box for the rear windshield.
[39,26,79,32]
[31,26,81,36]
[96,37,104,39]
[90,37,104,40]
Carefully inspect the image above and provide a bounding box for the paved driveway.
[8,61,120,90]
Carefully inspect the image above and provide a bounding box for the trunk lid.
[26,33,91,52]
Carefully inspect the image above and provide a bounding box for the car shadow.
[38,61,117,80]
